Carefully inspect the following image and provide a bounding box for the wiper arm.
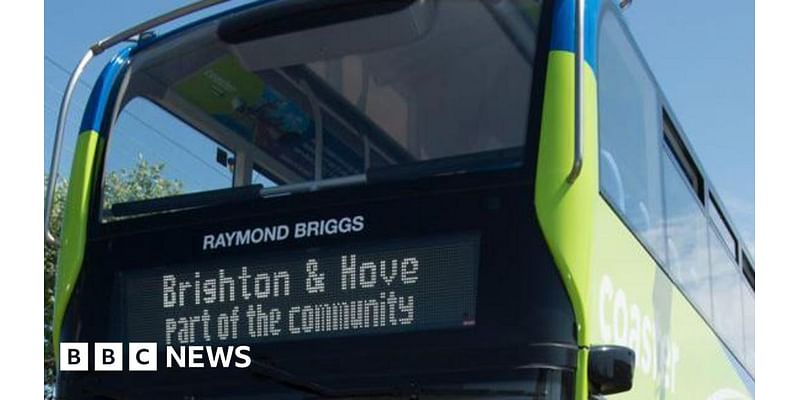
[304,383,545,399]
[251,360,340,398]
[259,175,366,198]
[252,360,403,398]
[251,360,547,400]
[252,360,546,399]
[386,387,544,399]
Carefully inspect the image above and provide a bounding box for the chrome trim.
[89,0,230,54]
[44,0,232,247]
[567,0,584,184]
[45,49,94,247]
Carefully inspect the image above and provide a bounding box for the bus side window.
[709,193,739,261]
[741,282,755,374]
[598,9,666,262]
[708,227,746,360]
[662,146,713,319]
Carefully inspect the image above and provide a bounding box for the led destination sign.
[124,233,480,346]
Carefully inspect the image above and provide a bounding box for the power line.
[44,55,92,89]
[44,55,230,181]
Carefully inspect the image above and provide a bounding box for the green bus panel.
[536,49,600,399]
[587,198,753,399]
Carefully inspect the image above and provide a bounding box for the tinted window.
[709,195,738,259]
[598,10,665,262]
[662,147,712,318]
[709,230,745,358]
[741,284,755,374]
[103,0,544,219]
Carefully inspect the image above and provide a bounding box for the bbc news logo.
[60,343,251,371]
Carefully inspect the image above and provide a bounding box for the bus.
[45,0,755,399]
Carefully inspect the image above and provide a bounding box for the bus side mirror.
[588,345,635,396]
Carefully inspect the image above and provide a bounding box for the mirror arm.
[567,0,584,183]
[45,49,95,247]
[44,0,232,247]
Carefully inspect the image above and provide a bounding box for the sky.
[44,0,754,254]
[622,0,755,254]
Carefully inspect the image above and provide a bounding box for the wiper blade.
[406,387,542,398]
[251,360,341,398]
[251,360,401,398]
[352,387,545,399]
[303,383,545,399]
[251,361,546,399]
[259,175,366,198]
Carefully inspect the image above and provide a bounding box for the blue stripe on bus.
[79,47,133,133]
[550,0,600,71]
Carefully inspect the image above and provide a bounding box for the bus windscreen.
[103,0,542,218]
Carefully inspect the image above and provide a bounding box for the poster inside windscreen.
[123,233,480,346]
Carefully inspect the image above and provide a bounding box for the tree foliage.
[44,157,182,399]
[102,157,184,209]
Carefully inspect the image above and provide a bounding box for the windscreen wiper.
[259,175,366,198]
[303,386,548,400]
[251,360,407,398]
[251,360,546,399]
[250,360,341,398]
